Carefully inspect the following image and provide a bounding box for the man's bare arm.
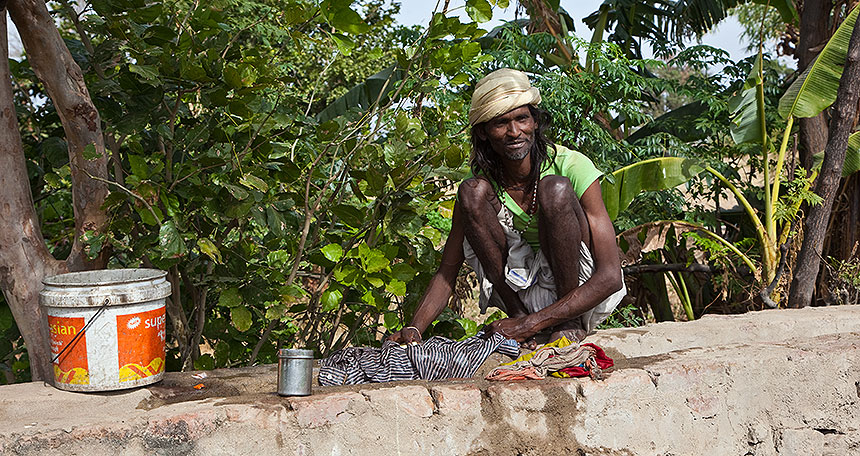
[387,201,466,343]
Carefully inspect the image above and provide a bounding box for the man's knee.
[458,177,496,212]
[538,175,578,213]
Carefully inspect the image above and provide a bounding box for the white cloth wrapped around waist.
[463,206,626,333]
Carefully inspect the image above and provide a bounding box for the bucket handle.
[51,298,110,364]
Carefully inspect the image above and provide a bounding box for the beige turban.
[468,68,541,126]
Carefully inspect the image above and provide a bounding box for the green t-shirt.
[467,145,603,250]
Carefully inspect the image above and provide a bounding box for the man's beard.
[504,146,530,161]
[503,138,537,161]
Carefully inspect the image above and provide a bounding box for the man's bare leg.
[458,177,529,318]
[537,175,591,342]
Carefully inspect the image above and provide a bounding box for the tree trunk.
[8,0,110,271]
[797,0,832,170]
[788,17,860,308]
[0,6,67,381]
[0,0,111,380]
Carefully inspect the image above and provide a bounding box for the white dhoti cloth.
[463,207,627,333]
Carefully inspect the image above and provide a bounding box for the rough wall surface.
[1,306,858,455]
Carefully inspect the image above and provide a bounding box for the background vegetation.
[1,0,858,384]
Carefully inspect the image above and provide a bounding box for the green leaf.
[465,0,492,22]
[194,354,215,370]
[82,143,101,161]
[728,53,764,145]
[129,64,160,82]
[844,131,860,177]
[224,184,249,200]
[321,0,370,34]
[600,157,705,221]
[223,65,242,89]
[317,65,403,122]
[383,312,400,331]
[779,5,860,119]
[389,263,415,282]
[366,276,384,288]
[158,221,187,258]
[219,287,242,308]
[456,318,478,338]
[330,32,356,55]
[385,279,406,297]
[321,288,343,312]
[160,192,180,217]
[332,204,365,228]
[240,173,269,193]
[361,289,383,308]
[136,205,163,226]
[334,264,360,285]
[628,101,709,143]
[128,155,149,179]
[197,238,222,263]
[461,42,482,62]
[359,243,390,273]
[265,302,287,321]
[322,244,344,262]
[267,249,290,268]
[231,307,253,332]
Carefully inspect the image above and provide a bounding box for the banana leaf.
[778,4,859,119]
[601,157,704,221]
[844,131,860,177]
[728,52,764,145]
[316,65,403,122]
[627,100,709,143]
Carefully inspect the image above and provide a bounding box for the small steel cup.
[277,348,314,396]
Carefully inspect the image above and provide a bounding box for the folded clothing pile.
[485,337,613,381]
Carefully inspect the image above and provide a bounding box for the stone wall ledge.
[1,306,858,455]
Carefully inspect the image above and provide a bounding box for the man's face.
[478,105,536,161]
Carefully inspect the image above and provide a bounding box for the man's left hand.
[485,316,534,342]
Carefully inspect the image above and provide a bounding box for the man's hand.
[387,326,423,345]
[485,316,534,343]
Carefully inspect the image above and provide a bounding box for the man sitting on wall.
[389,68,626,347]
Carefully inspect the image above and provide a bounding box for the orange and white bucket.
[40,269,172,392]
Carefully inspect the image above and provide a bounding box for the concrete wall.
[1,306,858,455]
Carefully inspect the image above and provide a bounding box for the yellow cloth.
[502,336,576,378]
[468,68,541,126]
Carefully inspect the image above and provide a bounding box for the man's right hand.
[387,326,423,345]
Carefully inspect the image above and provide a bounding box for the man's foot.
[549,328,586,344]
[521,338,538,350]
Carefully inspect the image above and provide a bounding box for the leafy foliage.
[9,0,499,371]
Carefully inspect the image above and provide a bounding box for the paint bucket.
[277,348,313,396]
[39,268,172,392]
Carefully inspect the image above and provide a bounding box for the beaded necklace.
[498,181,538,235]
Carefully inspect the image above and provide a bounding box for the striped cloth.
[318,332,520,386]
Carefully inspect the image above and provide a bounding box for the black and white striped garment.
[318,332,520,386]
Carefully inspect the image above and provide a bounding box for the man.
[389,68,626,347]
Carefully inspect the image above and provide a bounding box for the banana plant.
[721,4,859,300]
[600,156,705,220]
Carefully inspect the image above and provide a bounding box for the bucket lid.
[43,268,167,287]
[278,348,314,358]
[40,268,172,308]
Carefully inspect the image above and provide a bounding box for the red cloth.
[556,343,613,377]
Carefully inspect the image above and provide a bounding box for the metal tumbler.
[277,348,314,396]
